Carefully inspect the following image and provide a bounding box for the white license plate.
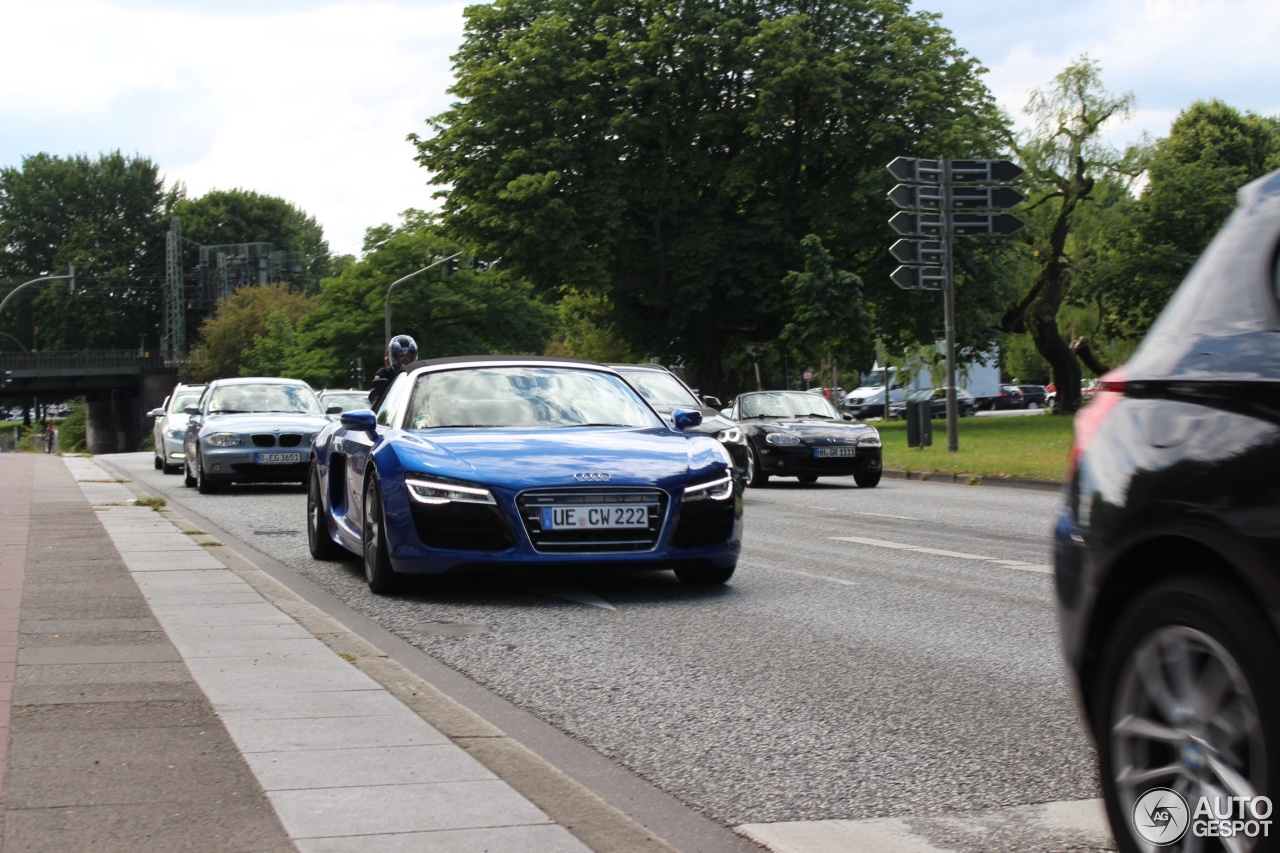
[542,505,650,530]
[814,447,856,458]
[255,452,301,464]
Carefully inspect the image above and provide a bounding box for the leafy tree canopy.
[414,0,1006,392]
[0,151,177,351]
[186,283,318,382]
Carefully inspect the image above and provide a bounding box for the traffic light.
[445,257,461,275]
[2,370,11,387]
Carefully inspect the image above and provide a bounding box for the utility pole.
[164,217,186,361]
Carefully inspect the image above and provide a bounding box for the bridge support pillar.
[85,395,137,454]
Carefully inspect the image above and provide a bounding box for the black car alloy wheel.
[362,474,400,595]
[1092,575,1280,853]
[747,445,769,487]
[307,464,340,560]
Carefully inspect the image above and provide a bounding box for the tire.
[797,475,818,484]
[307,464,341,560]
[854,470,882,488]
[195,452,224,494]
[747,445,769,487]
[1092,576,1280,853]
[154,454,163,470]
[1027,401,1039,410]
[183,456,197,488]
[362,474,401,595]
[674,564,735,585]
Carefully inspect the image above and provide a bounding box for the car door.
[340,371,410,536]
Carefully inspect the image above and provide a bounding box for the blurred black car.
[1055,169,1280,852]
[724,390,882,487]
[887,387,977,419]
[984,384,1025,410]
[609,364,749,486]
[1016,384,1048,409]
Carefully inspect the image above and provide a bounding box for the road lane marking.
[777,568,858,587]
[831,536,1051,574]
[802,506,922,521]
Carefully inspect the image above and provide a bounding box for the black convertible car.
[724,390,882,487]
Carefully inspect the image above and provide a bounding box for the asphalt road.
[103,452,1098,837]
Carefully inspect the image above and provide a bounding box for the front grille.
[410,501,515,551]
[671,499,736,547]
[518,488,666,553]
[252,434,275,447]
[251,433,306,448]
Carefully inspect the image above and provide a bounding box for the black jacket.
[367,363,405,411]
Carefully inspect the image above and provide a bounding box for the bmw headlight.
[205,432,243,447]
[856,429,882,448]
[682,471,734,502]
[716,426,745,445]
[765,431,800,446]
[405,474,495,506]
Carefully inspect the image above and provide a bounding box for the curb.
[880,468,1063,493]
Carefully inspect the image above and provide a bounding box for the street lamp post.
[383,253,462,344]
[0,266,76,331]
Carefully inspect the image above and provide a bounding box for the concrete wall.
[83,368,179,454]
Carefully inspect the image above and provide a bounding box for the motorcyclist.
[368,334,418,410]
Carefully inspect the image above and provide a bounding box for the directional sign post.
[886,156,1025,451]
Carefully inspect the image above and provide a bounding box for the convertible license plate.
[255,452,301,464]
[814,447,856,458]
[542,505,650,530]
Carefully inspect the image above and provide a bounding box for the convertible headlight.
[682,471,734,502]
[764,431,800,446]
[856,430,882,447]
[716,426,745,445]
[167,427,185,439]
[405,474,496,505]
[205,432,243,447]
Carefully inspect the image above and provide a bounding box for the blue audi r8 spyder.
[306,356,743,594]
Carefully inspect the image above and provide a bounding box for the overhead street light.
[383,253,462,343]
[0,265,77,328]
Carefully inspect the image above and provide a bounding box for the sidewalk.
[0,454,671,852]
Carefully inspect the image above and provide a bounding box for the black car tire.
[183,456,197,488]
[674,564,735,585]
[1092,575,1280,853]
[307,464,341,561]
[854,471,881,488]
[154,454,163,470]
[362,474,401,595]
[797,475,818,484]
[195,451,224,494]
[747,446,769,487]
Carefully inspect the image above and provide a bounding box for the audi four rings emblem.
[574,472,612,482]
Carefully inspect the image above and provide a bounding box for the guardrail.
[0,351,169,370]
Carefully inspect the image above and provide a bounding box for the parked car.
[318,388,371,416]
[148,383,206,473]
[1055,168,1280,853]
[307,356,742,594]
[888,387,977,419]
[724,389,882,487]
[985,384,1025,410]
[1016,384,1048,409]
[182,377,330,493]
[609,363,749,485]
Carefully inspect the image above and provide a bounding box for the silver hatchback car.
[149,383,206,474]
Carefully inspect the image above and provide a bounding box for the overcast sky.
[1,1,1276,259]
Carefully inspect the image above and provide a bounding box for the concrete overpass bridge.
[0,351,179,454]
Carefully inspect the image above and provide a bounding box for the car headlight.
[716,426,744,444]
[765,431,800,446]
[856,430,882,447]
[682,471,734,502]
[205,432,243,447]
[167,428,185,439]
[405,474,496,505]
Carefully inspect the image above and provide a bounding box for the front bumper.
[757,445,883,477]
[199,445,310,483]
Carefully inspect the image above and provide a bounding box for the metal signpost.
[887,157,1024,451]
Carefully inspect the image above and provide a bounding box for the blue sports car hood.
[388,428,727,489]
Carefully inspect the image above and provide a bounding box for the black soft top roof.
[403,354,612,372]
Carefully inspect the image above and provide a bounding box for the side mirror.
[148,408,164,418]
[672,408,703,430]
[340,409,378,432]
[325,405,343,415]
[701,395,722,410]
[184,405,200,415]
[842,413,853,421]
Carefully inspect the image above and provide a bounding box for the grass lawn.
[876,412,1075,483]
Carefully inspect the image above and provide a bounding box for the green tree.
[1000,57,1149,412]
[187,283,318,382]
[1086,100,1280,338]
[543,289,639,363]
[241,310,299,378]
[0,151,177,352]
[414,0,1005,393]
[779,235,872,388]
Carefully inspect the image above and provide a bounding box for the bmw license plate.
[255,452,301,464]
[542,505,649,530]
[815,447,856,458]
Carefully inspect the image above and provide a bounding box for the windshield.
[738,391,839,419]
[620,369,699,409]
[861,369,892,387]
[207,383,324,415]
[323,392,370,411]
[170,388,204,413]
[404,366,663,429]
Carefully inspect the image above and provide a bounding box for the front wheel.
[183,456,197,488]
[854,470,881,488]
[747,445,769,487]
[674,564,735,585]
[1092,576,1280,853]
[307,464,341,560]
[154,454,163,470]
[797,475,818,484]
[195,452,224,494]
[362,475,401,595]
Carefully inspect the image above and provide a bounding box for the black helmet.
[387,335,418,366]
